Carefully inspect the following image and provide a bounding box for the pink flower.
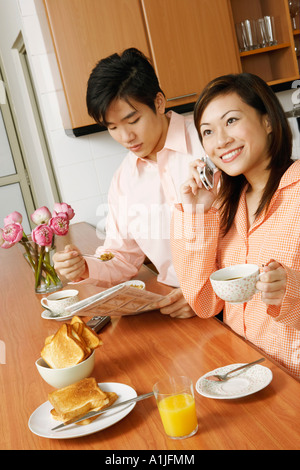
[31,206,51,225]
[4,211,23,226]
[2,223,24,245]
[31,224,54,247]
[53,202,75,220]
[49,214,69,236]
[0,228,12,248]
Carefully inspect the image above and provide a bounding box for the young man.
[53,48,205,318]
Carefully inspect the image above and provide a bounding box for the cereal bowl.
[35,350,95,388]
[124,280,145,289]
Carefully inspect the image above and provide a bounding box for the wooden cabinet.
[140,0,241,107]
[43,0,299,135]
[44,0,241,134]
[43,0,151,131]
[230,0,299,85]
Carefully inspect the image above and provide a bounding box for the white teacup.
[210,264,259,304]
[41,289,79,315]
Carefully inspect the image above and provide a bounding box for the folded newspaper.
[65,282,166,316]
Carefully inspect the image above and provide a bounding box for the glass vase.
[21,240,63,294]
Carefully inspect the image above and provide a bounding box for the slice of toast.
[71,316,102,349]
[48,377,109,422]
[69,323,91,360]
[41,323,87,368]
[50,390,119,425]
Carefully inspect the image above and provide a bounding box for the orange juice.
[158,393,197,438]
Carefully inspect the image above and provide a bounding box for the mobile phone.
[197,158,215,190]
[86,315,111,332]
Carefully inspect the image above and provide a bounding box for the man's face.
[105,94,167,161]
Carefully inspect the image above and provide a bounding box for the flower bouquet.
[0,203,74,293]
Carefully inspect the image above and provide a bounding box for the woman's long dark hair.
[194,73,293,235]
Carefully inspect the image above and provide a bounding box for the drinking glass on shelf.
[235,22,248,52]
[264,16,277,46]
[256,18,269,47]
[235,20,258,52]
[244,19,259,50]
[288,0,299,30]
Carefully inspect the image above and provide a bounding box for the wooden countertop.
[0,222,299,450]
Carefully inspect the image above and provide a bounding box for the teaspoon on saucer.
[206,358,265,382]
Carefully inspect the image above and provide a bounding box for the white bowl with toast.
[36,316,102,388]
[36,350,95,389]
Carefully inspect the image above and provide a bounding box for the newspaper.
[65,283,165,316]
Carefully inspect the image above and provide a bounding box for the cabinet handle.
[167,92,197,102]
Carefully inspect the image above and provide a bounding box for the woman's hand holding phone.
[180,158,220,213]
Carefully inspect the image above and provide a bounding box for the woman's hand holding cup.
[210,260,287,307]
[256,259,287,306]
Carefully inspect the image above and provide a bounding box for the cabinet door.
[44,0,151,130]
[141,0,241,106]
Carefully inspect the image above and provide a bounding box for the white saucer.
[41,310,73,321]
[28,382,137,439]
[196,363,272,399]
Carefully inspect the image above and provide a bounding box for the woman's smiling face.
[199,92,272,180]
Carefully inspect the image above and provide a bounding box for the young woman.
[171,73,300,378]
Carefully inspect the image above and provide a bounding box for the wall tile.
[89,130,126,158]
[22,14,51,55]
[30,52,62,94]
[39,90,63,131]
[50,128,93,167]
[69,194,107,237]
[18,0,36,16]
[57,160,100,202]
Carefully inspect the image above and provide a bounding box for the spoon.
[42,305,62,317]
[205,358,265,382]
[81,253,113,261]
[81,253,99,258]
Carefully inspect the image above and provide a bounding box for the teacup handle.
[41,298,49,309]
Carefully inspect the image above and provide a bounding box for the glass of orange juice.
[153,376,198,439]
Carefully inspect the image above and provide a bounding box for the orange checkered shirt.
[172,160,300,380]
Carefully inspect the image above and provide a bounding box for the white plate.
[196,363,272,399]
[28,382,137,439]
[41,310,73,321]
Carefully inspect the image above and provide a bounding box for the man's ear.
[155,92,166,114]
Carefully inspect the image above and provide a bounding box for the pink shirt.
[84,111,205,287]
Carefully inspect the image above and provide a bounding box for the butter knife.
[51,391,154,431]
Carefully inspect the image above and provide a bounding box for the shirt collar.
[130,111,189,172]
[162,110,188,154]
[237,159,300,197]
[277,160,300,190]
